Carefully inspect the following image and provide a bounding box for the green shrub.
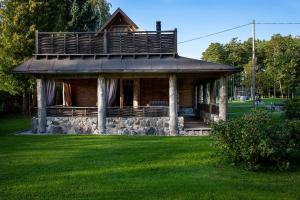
[285,97,300,119]
[212,109,300,170]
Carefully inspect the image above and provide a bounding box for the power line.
[256,22,300,24]
[178,21,300,44]
[178,23,251,44]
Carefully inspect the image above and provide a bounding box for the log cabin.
[14,8,240,135]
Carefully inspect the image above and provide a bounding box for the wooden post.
[209,80,216,113]
[120,79,124,110]
[76,34,79,54]
[63,33,66,54]
[104,29,108,54]
[37,77,46,133]
[35,30,39,54]
[174,28,177,55]
[97,75,106,134]
[133,79,140,108]
[219,75,228,121]
[202,82,207,104]
[206,83,210,105]
[198,84,202,103]
[169,74,178,135]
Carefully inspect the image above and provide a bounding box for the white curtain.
[46,80,56,106]
[106,79,118,106]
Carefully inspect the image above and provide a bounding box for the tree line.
[202,35,300,99]
[0,0,110,113]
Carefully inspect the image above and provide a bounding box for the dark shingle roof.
[14,55,241,74]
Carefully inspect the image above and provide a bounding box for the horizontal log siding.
[179,79,193,107]
[140,78,169,106]
[71,79,97,107]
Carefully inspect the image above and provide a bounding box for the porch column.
[169,74,178,135]
[209,80,216,113]
[97,75,106,134]
[202,82,207,104]
[37,77,46,133]
[219,75,228,121]
[133,79,140,108]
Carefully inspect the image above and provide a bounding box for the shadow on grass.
[1,135,300,200]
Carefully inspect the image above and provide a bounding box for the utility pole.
[251,20,256,108]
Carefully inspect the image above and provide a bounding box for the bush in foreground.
[285,97,300,120]
[211,110,300,170]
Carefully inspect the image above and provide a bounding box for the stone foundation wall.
[32,116,184,135]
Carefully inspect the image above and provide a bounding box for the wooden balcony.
[35,30,177,56]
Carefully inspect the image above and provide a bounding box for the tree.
[202,35,300,99]
[68,0,110,31]
[0,0,111,113]
[264,34,300,98]
[202,43,226,64]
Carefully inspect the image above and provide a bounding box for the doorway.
[123,80,133,106]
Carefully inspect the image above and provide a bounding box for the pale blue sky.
[109,0,300,59]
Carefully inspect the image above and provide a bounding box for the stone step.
[180,127,211,136]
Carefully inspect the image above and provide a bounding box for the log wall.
[140,78,169,106]
[70,79,97,107]
[179,79,193,107]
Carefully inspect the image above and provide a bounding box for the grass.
[0,135,300,200]
[228,98,285,120]
[1,98,298,199]
[0,114,31,135]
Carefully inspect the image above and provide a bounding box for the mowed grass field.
[228,98,285,120]
[1,135,300,200]
[0,98,299,200]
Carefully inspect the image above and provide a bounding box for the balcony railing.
[36,30,177,56]
[46,106,169,117]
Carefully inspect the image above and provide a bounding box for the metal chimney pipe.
[156,21,161,32]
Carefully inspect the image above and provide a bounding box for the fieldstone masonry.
[32,116,185,135]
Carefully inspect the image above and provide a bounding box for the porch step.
[180,128,211,136]
[184,127,211,131]
[181,116,211,136]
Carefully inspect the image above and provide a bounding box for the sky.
[109,0,300,59]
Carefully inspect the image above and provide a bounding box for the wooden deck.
[183,117,211,131]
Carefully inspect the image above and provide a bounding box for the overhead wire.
[178,23,251,44]
[178,22,300,44]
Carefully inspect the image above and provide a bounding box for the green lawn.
[1,99,299,200]
[228,98,285,120]
[0,135,300,200]
[0,114,31,135]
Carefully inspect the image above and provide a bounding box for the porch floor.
[183,117,211,131]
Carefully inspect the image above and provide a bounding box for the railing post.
[51,33,54,54]
[174,28,177,55]
[89,34,92,54]
[119,32,122,53]
[104,29,108,54]
[64,33,66,54]
[76,34,79,54]
[35,30,39,54]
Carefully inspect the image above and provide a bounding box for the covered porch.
[34,72,228,135]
